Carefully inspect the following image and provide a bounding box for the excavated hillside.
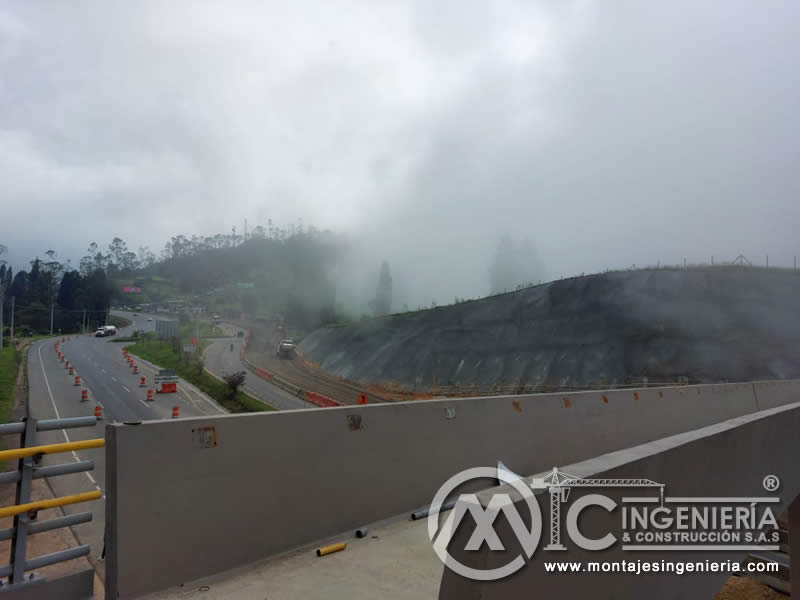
[298,267,800,392]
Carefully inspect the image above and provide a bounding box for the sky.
[1,0,799,307]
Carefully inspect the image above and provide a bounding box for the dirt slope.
[298,267,800,392]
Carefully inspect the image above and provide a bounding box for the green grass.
[125,337,272,413]
[0,345,21,468]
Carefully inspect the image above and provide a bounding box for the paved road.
[27,312,226,568]
[203,322,313,410]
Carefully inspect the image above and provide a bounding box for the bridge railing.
[0,415,102,593]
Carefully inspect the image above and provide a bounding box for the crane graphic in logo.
[528,466,664,550]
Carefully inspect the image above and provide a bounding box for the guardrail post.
[9,416,36,585]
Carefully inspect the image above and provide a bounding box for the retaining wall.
[105,379,800,598]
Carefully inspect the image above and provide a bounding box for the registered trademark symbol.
[762,475,780,492]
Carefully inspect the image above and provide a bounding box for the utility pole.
[50,304,54,335]
[82,308,86,334]
[0,297,4,351]
[766,254,769,268]
[10,296,14,342]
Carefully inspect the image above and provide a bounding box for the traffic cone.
[81,389,88,401]
[140,376,146,387]
[74,375,81,386]
[65,361,70,369]
[94,405,103,419]
[132,365,139,374]
[146,389,154,401]
[171,406,179,418]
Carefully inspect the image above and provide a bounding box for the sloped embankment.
[298,268,800,391]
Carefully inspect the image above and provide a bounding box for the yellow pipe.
[0,490,102,518]
[316,542,346,557]
[0,438,104,462]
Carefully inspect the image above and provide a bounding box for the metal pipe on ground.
[410,498,458,521]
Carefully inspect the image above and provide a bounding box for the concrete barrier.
[104,380,800,598]
[305,390,341,407]
[439,400,800,599]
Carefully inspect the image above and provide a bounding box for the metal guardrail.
[0,415,103,592]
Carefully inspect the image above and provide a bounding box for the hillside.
[297,267,800,392]
[112,232,343,329]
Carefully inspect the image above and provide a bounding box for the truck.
[95,325,118,337]
[278,339,295,359]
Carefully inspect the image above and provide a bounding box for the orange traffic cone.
[94,405,103,419]
[146,389,154,401]
[140,376,146,387]
[74,376,81,386]
[81,389,88,401]
[132,365,139,374]
[69,366,74,375]
[171,406,180,418]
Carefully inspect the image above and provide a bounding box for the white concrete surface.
[145,515,442,600]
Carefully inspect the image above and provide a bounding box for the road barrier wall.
[105,379,800,598]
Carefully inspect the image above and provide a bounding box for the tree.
[370,260,392,316]
[57,271,81,310]
[224,371,246,402]
[489,235,518,294]
[108,237,127,268]
[137,246,156,269]
[488,235,545,294]
[9,271,26,300]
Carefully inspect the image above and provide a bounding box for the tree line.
[0,221,344,335]
[0,256,112,334]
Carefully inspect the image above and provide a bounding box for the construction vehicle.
[95,325,118,337]
[278,339,296,359]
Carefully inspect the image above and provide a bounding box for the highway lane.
[204,323,314,410]
[26,317,227,567]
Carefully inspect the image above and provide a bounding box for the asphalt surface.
[26,311,226,568]
[203,322,313,410]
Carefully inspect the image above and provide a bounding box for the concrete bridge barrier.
[104,380,800,598]
[438,400,800,599]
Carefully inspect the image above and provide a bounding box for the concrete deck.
[145,515,442,600]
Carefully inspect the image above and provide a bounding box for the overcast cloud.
[1,1,799,307]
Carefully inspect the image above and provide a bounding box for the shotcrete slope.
[298,268,800,390]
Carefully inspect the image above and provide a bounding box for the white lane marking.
[121,384,130,393]
[137,398,150,408]
[111,377,117,382]
[37,342,98,488]
[101,368,105,373]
